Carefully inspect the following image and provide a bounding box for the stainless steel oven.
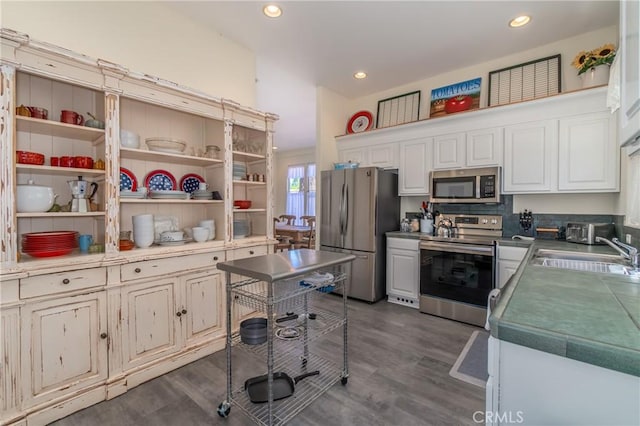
[419,214,502,327]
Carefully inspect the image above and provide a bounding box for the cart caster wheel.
[217,402,231,418]
[341,377,348,385]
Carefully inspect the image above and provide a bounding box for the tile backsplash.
[421,195,636,244]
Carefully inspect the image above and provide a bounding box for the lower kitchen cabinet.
[487,337,639,426]
[20,291,108,410]
[120,278,182,370]
[495,245,528,289]
[1,299,21,423]
[120,266,226,372]
[386,237,419,308]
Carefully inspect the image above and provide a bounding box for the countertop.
[489,240,640,377]
[386,231,639,376]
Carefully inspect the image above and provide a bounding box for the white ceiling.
[167,1,619,151]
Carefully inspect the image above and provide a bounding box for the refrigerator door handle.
[339,182,346,237]
[344,183,349,236]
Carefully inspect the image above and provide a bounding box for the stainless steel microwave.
[429,166,501,204]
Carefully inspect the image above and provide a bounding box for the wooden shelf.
[16,164,106,177]
[232,180,266,186]
[120,147,224,167]
[120,199,224,204]
[17,212,105,218]
[233,208,266,213]
[16,116,105,144]
[232,150,266,162]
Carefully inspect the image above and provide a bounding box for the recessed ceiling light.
[263,4,282,18]
[272,146,279,150]
[354,71,367,79]
[509,15,531,28]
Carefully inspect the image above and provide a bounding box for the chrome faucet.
[595,237,639,269]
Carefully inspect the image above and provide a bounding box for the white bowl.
[17,181,56,213]
[120,129,140,149]
[145,137,187,154]
[192,227,209,242]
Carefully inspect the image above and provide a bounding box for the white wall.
[273,148,315,215]
[337,25,626,216]
[1,1,256,107]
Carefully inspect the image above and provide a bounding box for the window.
[286,163,315,223]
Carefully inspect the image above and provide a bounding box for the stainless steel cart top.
[217,249,355,282]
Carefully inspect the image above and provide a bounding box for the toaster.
[565,222,615,245]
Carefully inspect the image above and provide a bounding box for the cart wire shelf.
[232,307,346,360]
[232,272,347,313]
[230,352,344,426]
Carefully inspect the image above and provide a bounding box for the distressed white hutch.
[0,29,276,425]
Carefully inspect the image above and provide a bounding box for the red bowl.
[234,200,252,209]
[74,156,93,169]
[16,150,45,165]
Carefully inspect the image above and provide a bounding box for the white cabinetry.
[495,245,528,289]
[398,138,432,195]
[466,127,503,167]
[386,237,420,308]
[620,0,640,147]
[338,141,398,169]
[21,291,108,409]
[487,337,640,426]
[119,252,225,372]
[503,120,558,193]
[558,111,619,191]
[433,129,502,170]
[432,132,465,169]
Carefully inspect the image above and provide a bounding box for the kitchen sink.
[531,249,637,276]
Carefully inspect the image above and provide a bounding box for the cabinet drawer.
[497,246,528,262]
[20,268,106,299]
[121,251,224,282]
[231,245,268,260]
[387,237,419,251]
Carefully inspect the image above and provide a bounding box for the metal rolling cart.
[216,249,355,426]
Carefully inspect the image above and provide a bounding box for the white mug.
[198,182,208,191]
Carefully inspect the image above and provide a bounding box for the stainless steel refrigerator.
[320,167,400,302]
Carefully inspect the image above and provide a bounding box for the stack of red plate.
[22,231,78,258]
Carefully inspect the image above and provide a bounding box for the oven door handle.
[420,241,494,256]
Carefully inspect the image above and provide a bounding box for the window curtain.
[286,165,305,223]
[627,153,640,227]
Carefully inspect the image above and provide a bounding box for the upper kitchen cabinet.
[336,130,399,169]
[398,137,432,195]
[10,71,107,264]
[118,96,226,247]
[432,128,502,170]
[620,0,640,148]
[558,111,619,191]
[503,120,558,193]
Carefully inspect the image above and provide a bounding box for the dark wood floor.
[51,296,484,426]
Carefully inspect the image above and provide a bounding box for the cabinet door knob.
[62,278,70,285]
[100,332,108,339]
[135,268,141,273]
[249,250,254,255]
[176,311,182,317]
[213,256,218,261]
[182,309,187,314]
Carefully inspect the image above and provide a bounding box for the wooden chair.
[292,217,316,249]
[273,218,292,252]
[278,214,296,225]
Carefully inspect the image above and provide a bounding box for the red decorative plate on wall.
[346,111,374,134]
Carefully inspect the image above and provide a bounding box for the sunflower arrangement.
[572,43,617,75]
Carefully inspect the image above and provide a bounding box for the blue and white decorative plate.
[120,167,137,191]
[180,173,204,193]
[144,169,177,191]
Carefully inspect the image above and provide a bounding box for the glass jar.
[400,218,411,232]
[205,145,220,159]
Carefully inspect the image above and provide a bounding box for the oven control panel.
[452,214,502,230]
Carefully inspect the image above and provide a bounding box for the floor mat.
[449,330,489,388]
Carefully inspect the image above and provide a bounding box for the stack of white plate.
[120,190,145,199]
[233,162,247,180]
[233,219,250,238]
[132,214,154,248]
[149,190,189,200]
[192,190,213,200]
